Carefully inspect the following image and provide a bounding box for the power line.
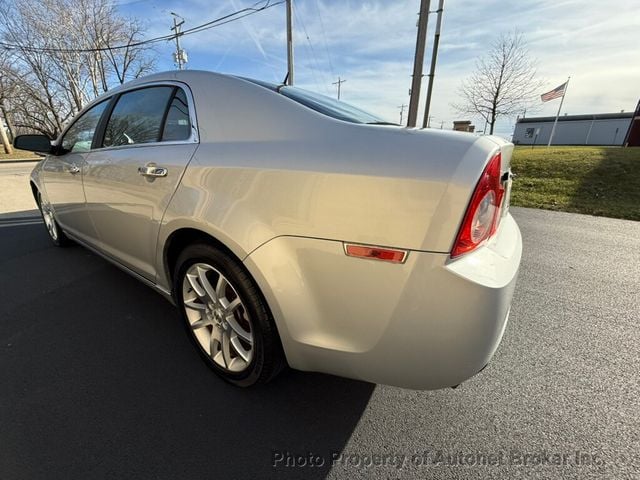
[313,0,335,79]
[292,0,331,95]
[0,0,283,54]
[110,0,151,7]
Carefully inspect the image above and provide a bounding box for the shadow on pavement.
[0,208,40,221]
[0,224,374,480]
[567,147,640,220]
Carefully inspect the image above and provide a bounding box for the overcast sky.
[120,0,640,138]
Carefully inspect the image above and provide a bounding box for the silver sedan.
[16,70,522,389]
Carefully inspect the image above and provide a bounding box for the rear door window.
[102,86,174,147]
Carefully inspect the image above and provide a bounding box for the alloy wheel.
[39,194,58,241]
[182,263,254,372]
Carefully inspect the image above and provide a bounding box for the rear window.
[239,77,391,125]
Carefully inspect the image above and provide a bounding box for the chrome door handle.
[138,164,168,178]
[69,165,81,174]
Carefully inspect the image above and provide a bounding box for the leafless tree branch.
[0,0,155,138]
[451,31,545,134]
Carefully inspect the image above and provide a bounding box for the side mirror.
[13,134,53,154]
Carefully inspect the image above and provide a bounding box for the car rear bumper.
[243,213,522,390]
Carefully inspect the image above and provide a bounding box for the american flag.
[541,82,567,102]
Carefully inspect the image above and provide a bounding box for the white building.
[512,112,633,146]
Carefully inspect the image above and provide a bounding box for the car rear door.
[82,84,198,281]
[42,99,109,243]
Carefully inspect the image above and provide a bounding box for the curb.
[0,158,41,164]
[0,215,42,227]
[0,209,41,221]
[0,215,41,221]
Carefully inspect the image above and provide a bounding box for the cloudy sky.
[119,0,640,138]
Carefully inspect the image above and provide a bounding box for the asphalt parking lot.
[1,207,638,479]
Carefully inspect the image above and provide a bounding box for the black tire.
[173,243,286,387]
[37,191,71,247]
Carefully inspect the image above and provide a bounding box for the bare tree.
[452,32,544,134]
[82,0,156,94]
[0,61,14,153]
[0,0,155,138]
[0,57,19,141]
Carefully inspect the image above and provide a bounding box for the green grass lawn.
[510,146,640,221]
[0,148,38,161]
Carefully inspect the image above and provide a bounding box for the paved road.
[1,208,638,479]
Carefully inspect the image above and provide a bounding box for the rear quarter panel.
[156,73,506,290]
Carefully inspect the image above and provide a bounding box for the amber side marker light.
[344,244,408,264]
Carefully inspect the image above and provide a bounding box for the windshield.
[238,77,392,125]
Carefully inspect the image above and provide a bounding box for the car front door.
[82,84,198,281]
[42,100,109,243]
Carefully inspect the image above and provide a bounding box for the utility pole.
[170,12,187,70]
[422,0,444,128]
[398,104,408,125]
[406,0,431,128]
[332,77,346,100]
[286,0,294,85]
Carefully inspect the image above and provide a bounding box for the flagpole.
[547,76,571,148]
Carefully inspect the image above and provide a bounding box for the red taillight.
[451,152,505,258]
